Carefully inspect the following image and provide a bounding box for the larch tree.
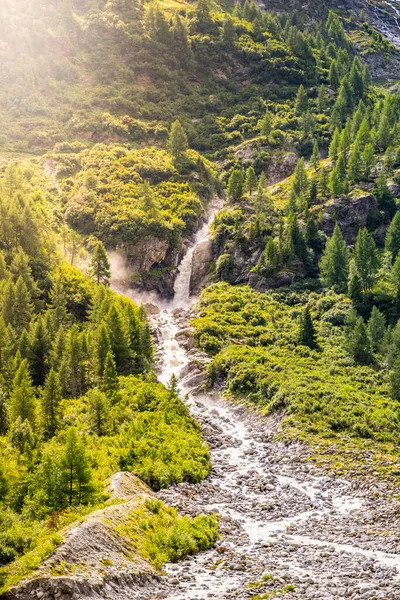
[167,120,188,161]
[354,228,379,292]
[299,306,317,348]
[90,242,111,286]
[9,359,36,426]
[227,169,244,202]
[41,369,61,439]
[61,427,92,506]
[319,224,349,290]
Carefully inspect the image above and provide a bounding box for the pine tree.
[13,276,33,334]
[260,111,273,138]
[90,242,110,286]
[330,166,344,196]
[291,157,308,198]
[227,169,244,202]
[319,224,349,289]
[48,277,69,330]
[318,167,330,198]
[29,317,50,387]
[295,84,308,115]
[376,113,392,152]
[87,389,109,437]
[61,427,92,506]
[168,120,188,161]
[107,305,132,373]
[299,306,317,348]
[346,316,373,365]
[347,141,362,183]
[41,369,61,439]
[9,359,36,425]
[310,141,320,170]
[2,280,15,327]
[368,306,386,352]
[354,228,379,291]
[94,324,111,377]
[385,212,400,261]
[362,143,375,179]
[329,128,341,159]
[329,60,340,90]
[245,167,257,195]
[102,351,119,397]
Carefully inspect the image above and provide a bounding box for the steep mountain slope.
[2,0,400,598]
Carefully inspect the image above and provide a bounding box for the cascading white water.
[172,200,221,309]
[112,200,400,600]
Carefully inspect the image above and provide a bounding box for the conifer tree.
[168,120,188,160]
[9,359,36,426]
[310,141,320,170]
[291,157,308,198]
[318,167,330,198]
[299,306,317,348]
[49,277,69,330]
[346,316,373,365]
[329,128,341,159]
[107,305,132,373]
[245,167,257,195]
[94,324,111,377]
[29,317,50,387]
[390,358,400,400]
[295,84,308,115]
[87,389,109,437]
[13,276,33,334]
[368,306,386,352]
[354,228,379,292]
[90,242,110,286]
[385,212,400,261]
[102,351,119,397]
[227,169,244,202]
[330,166,344,196]
[347,141,362,183]
[41,369,61,439]
[61,427,92,506]
[2,280,15,327]
[329,60,340,90]
[260,111,273,138]
[362,143,374,179]
[319,224,349,289]
[376,113,392,152]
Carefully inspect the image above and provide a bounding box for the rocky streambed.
[146,308,400,600]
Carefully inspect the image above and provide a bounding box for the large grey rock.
[320,193,378,243]
[190,239,214,295]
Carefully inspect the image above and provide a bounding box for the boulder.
[319,193,378,243]
[124,235,170,274]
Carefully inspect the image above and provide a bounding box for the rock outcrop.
[4,474,159,600]
[319,193,378,243]
[190,239,214,296]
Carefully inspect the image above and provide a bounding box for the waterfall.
[172,200,221,309]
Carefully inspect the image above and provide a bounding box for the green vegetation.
[0,163,210,588]
[193,282,400,483]
[119,497,219,570]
